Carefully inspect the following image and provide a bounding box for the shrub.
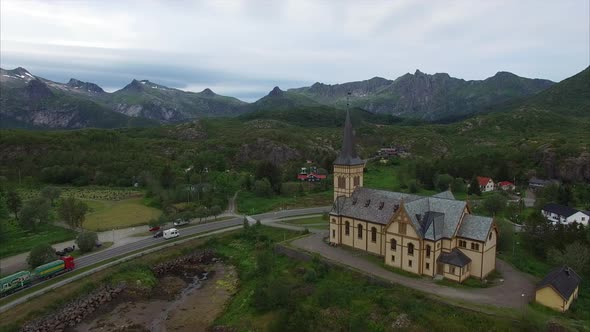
[76,232,98,253]
[27,243,56,268]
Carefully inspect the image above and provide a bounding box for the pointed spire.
[334,110,364,166]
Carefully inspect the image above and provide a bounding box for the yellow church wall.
[484,227,497,251]
[352,219,368,251]
[421,240,436,277]
[458,245,483,279]
[333,164,364,200]
[385,233,402,268]
[401,237,421,274]
[481,244,497,279]
[366,224,384,256]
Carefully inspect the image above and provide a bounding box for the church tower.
[333,110,364,200]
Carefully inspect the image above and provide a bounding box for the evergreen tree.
[6,190,22,220]
[468,177,482,196]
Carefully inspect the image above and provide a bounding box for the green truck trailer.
[0,271,33,295]
[34,259,65,278]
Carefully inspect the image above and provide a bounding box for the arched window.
[358,224,363,239]
[353,176,360,187]
[408,243,414,256]
[391,239,397,251]
[426,245,431,258]
[345,221,350,236]
[338,177,346,189]
[371,227,377,242]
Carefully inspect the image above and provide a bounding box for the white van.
[163,228,180,239]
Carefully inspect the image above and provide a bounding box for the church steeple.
[334,110,363,166]
[333,109,364,200]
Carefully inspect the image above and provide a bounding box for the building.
[541,203,589,226]
[529,177,560,190]
[535,266,581,312]
[497,181,515,191]
[329,111,497,282]
[477,177,495,192]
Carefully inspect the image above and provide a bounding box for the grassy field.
[0,221,77,259]
[280,216,328,229]
[17,187,142,201]
[83,197,162,231]
[237,190,333,215]
[212,226,539,331]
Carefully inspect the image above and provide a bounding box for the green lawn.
[280,216,329,230]
[212,226,531,331]
[0,221,78,259]
[237,190,333,215]
[83,197,162,231]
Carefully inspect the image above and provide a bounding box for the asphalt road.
[0,205,331,310]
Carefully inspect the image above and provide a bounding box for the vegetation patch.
[0,221,77,258]
[83,197,162,231]
[237,190,332,215]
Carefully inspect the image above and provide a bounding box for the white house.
[477,177,495,192]
[541,203,589,226]
[498,181,516,191]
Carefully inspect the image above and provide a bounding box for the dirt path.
[291,232,536,309]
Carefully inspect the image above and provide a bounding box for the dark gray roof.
[437,249,471,267]
[334,110,364,166]
[331,187,490,242]
[405,197,466,240]
[457,215,494,242]
[537,266,582,300]
[330,188,421,224]
[542,203,580,218]
[432,191,455,200]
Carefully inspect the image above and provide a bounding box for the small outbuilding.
[535,266,581,312]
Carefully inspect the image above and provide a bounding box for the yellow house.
[535,266,581,312]
[329,111,498,282]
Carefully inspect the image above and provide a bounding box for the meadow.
[83,197,162,231]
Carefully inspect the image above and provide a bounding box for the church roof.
[331,188,490,242]
[437,248,472,267]
[334,110,364,166]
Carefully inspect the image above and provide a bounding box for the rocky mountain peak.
[25,79,53,101]
[268,86,284,97]
[67,78,105,94]
[201,88,216,97]
[122,79,145,92]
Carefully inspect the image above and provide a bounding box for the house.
[529,177,560,190]
[297,166,327,182]
[497,181,515,191]
[477,177,495,192]
[535,266,581,312]
[329,111,497,282]
[541,203,589,226]
[377,148,398,157]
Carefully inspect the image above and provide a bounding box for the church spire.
[334,110,363,166]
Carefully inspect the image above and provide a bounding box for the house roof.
[432,191,455,200]
[334,110,364,166]
[542,203,579,218]
[529,177,559,186]
[537,266,582,300]
[404,196,466,240]
[297,173,327,180]
[437,248,472,267]
[457,215,494,241]
[477,177,492,186]
[498,181,514,187]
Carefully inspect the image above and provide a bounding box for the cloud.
[1,0,588,101]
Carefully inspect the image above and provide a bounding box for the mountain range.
[1,66,584,129]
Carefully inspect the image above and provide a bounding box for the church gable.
[385,204,420,239]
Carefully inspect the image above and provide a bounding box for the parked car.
[153,230,164,238]
[163,228,180,239]
[148,225,161,232]
[173,219,189,226]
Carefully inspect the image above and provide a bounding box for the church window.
[345,221,350,236]
[399,223,407,235]
[338,177,346,189]
[371,227,377,242]
[471,243,480,251]
[358,224,363,239]
[459,240,467,248]
[353,176,360,187]
[332,230,335,238]
[391,255,395,262]
[364,199,371,207]
[391,239,397,251]
[450,267,456,275]
[426,245,431,258]
[426,263,430,270]
[408,260,413,267]
[489,232,492,240]
[408,243,414,256]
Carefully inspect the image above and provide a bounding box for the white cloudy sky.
[1,0,588,101]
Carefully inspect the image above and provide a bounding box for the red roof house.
[477,176,495,192]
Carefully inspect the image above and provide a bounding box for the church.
[329,111,497,282]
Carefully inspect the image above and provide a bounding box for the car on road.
[173,219,189,226]
[153,230,164,238]
[148,225,161,232]
[163,228,180,239]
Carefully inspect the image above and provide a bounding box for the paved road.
[0,206,331,306]
[291,232,536,309]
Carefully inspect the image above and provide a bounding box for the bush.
[27,243,56,268]
[76,232,98,253]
